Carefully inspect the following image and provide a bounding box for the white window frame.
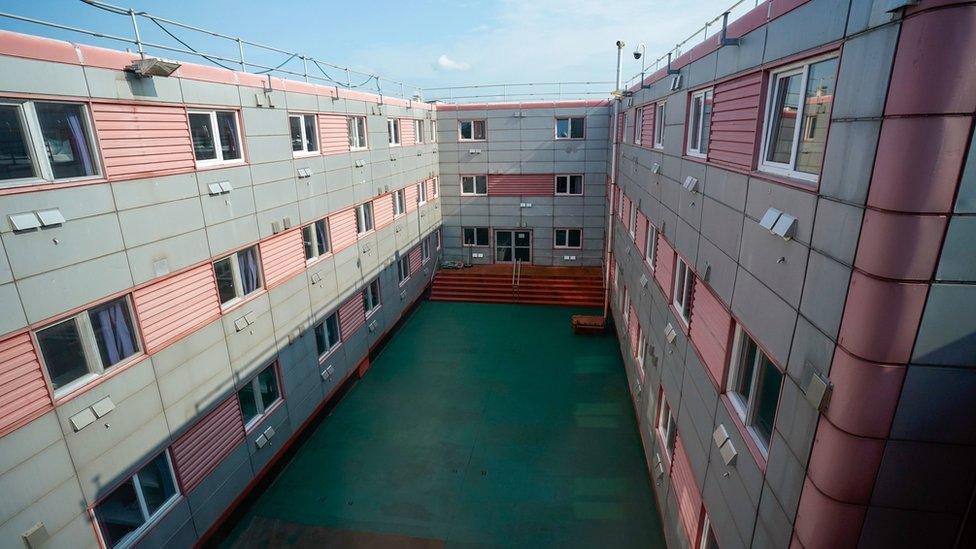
[393,188,406,216]
[314,312,341,360]
[686,88,712,158]
[657,395,677,461]
[434,228,441,250]
[622,289,630,327]
[634,107,644,146]
[458,119,486,141]
[94,452,180,549]
[430,120,437,143]
[363,279,381,316]
[415,119,425,143]
[628,203,637,239]
[397,256,410,285]
[758,54,838,182]
[239,363,282,430]
[653,101,666,149]
[189,109,243,167]
[417,182,427,206]
[463,227,489,247]
[355,202,374,235]
[645,223,657,271]
[289,113,318,156]
[0,99,103,187]
[460,175,488,196]
[554,116,585,139]
[636,326,647,383]
[431,177,439,198]
[213,246,262,308]
[387,118,400,147]
[422,238,431,263]
[553,228,582,249]
[348,115,368,150]
[302,219,330,263]
[672,257,693,325]
[700,514,716,549]
[726,325,782,456]
[554,174,583,196]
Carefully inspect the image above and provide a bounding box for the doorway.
[494,229,531,263]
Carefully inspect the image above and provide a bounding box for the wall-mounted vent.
[519,202,533,208]
[297,168,312,179]
[664,323,677,343]
[713,424,737,466]
[563,255,577,261]
[69,408,96,432]
[9,212,41,232]
[804,369,832,412]
[651,162,661,174]
[255,434,268,448]
[21,522,48,549]
[771,213,797,240]
[36,208,65,226]
[271,221,281,234]
[91,397,115,418]
[310,271,323,284]
[321,364,335,381]
[355,159,366,168]
[759,207,782,230]
[682,176,699,193]
[468,148,482,154]
[670,75,682,91]
[640,274,648,288]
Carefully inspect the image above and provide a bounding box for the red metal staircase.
[430,264,604,307]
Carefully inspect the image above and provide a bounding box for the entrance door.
[495,230,531,263]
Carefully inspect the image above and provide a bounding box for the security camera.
[633,50,643,60]
[616,40,625,48]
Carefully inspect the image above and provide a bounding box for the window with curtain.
[213,246,262,306]
[0,100,100,185]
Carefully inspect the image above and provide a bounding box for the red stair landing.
[430,264,604,307]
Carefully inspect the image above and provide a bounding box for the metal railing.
[624,0,766,90]
[423,81,614,103]
[0,0,424,99]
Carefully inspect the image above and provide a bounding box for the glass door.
[494,230,531,263]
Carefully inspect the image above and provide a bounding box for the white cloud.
[437,54,470,71]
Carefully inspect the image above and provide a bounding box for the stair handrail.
[511,260,517,287]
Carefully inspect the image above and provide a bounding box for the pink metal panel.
[258,230,306,289]
[170,395,245,493]
[620,196,631,231]
[405,184,419,213]
[319,114,351,155]
[329,208,358,253]
[837,272,928,364]
[400,118,416,146]
[672,436,703,544]
[628,306,639,352]
[640,106,655,149]
[654,236,675,299]
[338,293,365,340]
[854,210,947,281]
[806,418,885,504]
[689,283,732,387]
[769,0,811,18]
[868,116,971,214]
[0,30,81,64]
[825,347,905,439]
[91,102,195,180]
[132,264,220,354]
[635,212,648,257]
[440,99,610,111]
[886,6,976,115]
[486,174,555,197]
[794,478,866,549]
[373,194,395,229]
[708,72,762,170]
[409,246,423,274]
[426,178,437,199]
[0,332,53,438]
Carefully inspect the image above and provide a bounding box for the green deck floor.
[221,301,665,548]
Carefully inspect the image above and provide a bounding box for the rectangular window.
[363,279,381,315]
[348,116,368,150]
[700,514,718,549]
[431,120,437,143]
[463,227,489,247]
[314,313,340,358]
[645,223,657,270]
[422,238,431,263]
[554,228,582,249]
[434,228,441,250]
[394,188,406,216]
[555,174,583,195]
[238,362,281,428]
[555,116,585,139]
[461,175,488,195]
[629,203,637,239]
[415,119,425,143]
[214,246,262,306]
[417,182,427,205]
[654,102,666,148]
[289,113,318,155]
[431,178,439,198]
[657,395,677,460]
[189,110,242,165]
[634,107,644,145]
[36,296,140,396]
[636,327,647,381]
[387,118,400,146]
[727,326,783,454]
[94,452,178,548]
[686,89,713,157]
[673,258,693,324]
[0,100,100,185]
[302,219,330,261]
[760,55,838,181]
[458,119,486,141]
[356,203,374,234]
[397,256,410,284]
[622,288,630,326]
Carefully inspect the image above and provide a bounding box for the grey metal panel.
[0,55,89,97]
[752,482,793,549]
[891,366,976,445]
[744,178,817,245]
[731,268,796,366]
[763,431,806,521]
[700,196,744,261]
[186,442,253,535]
[818,119,881,205]
[222,293,279,384]
[811,197,862,266]
[695,237,737,308]
[18,251,134,323]
[846,0,899,35]
[872,439,976,514]
[831,23,899,119]
[0,184,116,234]
[763,0,849,63]
[799,250,851,339]
[858,506,961,549]
[954,126,976,213]
[771,370,819,468]
[179,79,242,107]
[0,281,26,337]
[132,498,197,549]
[936,217,976,281]
[126,229,212,285]
[912,284,976,366]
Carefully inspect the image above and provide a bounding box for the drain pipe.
[603,40,625,321]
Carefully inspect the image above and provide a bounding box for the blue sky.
[0,0,732,96]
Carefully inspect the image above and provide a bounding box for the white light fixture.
[126,57,182,77]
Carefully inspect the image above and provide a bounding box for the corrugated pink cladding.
[885,5,976,115]
[133,264,220,354]
[400,119,416,146]
[486,174,554,197]
[91,102,195,180]
[654,235,675,299]
[259,230,305,289]
[329,208,358,253]
[620,196,632,230]
[338,292,365,340]
[170,395,245,492]
[868,115,972,214]
[405,184,419,213]
[708,71,762,170]
[373,194,394,229]
[672,437,703,544]
[639,106,655,149]
[635,213,648,256]
[628,306,639,352]
[425,178,437,199]
[319,114,350,155]
[409,246,423,274]
[0,332,53,437]
[689,284,732,387]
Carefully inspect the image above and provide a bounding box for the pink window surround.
[400,119,416,147]
[372,194,395,230]
[707,71,762,170]
[688,283,733,388]
[654,235,676,299]
[405,184,419,213]
[132,264,221,354]
[409,246,423,275]
[0,332,53,437]
[486,174,555,197]
[319,114,351,155]
[639,105,655,149]
[91,102,195,181]
[672,436,704,545]
[338,292,366,340]
[328,208,358,253]
[170,395,245,493]
[258,230,306,289]
[425,178,437,199]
